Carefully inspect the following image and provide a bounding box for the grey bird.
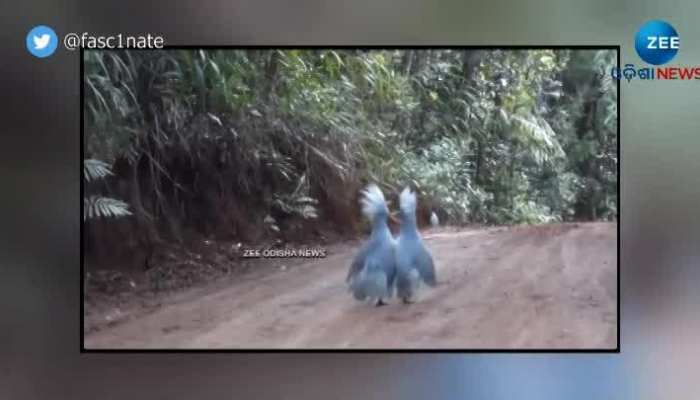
[430,211,439,228]
[395,187,437,303]
[346,184,397,306]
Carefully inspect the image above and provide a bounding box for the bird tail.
[399,187,417,217]
[350,265,389,301]
[397,269,420,301]
[360,184,389,222]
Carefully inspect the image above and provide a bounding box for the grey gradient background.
[1,1,699,399]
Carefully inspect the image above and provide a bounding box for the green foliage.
[272,174,319,220]
[398,137,477,223]
[83,159,131,221]
[83,195,132,221]
[83,49,617,237]
[83,158,113,182]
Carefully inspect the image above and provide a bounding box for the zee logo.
[635,20,680,65]
[646,36,679,50]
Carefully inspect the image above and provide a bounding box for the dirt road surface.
[84,222,617,349]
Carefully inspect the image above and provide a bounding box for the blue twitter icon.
[27,25,58,58]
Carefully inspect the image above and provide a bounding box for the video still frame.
[82,48,618,350]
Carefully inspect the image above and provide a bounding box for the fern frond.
[83,196,132,220]
[83,159,113,182]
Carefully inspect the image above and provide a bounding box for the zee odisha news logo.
[611,20,700,82]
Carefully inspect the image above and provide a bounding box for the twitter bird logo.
[27,25,58,58]
[34,34,51,49]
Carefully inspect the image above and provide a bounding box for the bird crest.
[360,184,389,220]
[399,187,417,215]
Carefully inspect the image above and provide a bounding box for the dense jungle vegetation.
[83,49,617,268]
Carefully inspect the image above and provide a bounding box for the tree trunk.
[414,51,427,75]
[129,158,157,268]
[401,50,414,75]
[461,50,483,81]
[475,139,483,185]
[264,51,280,103]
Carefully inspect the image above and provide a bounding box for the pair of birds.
[346,184,436,306]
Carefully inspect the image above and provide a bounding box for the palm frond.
[83,196,132,221]
[83,158,113,182]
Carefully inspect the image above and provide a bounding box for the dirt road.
[84,223,617,349]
